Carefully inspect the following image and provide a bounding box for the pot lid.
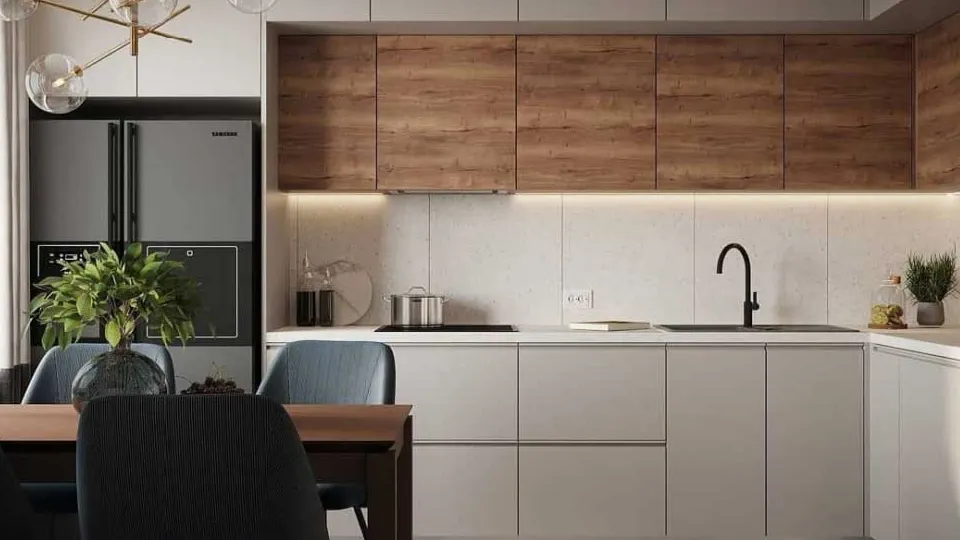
[393,286,444,298]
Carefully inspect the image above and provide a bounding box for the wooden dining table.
[0,404,413,540]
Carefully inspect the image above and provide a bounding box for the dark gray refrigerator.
[29,119,259,392]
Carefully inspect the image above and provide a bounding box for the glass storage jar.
[870,275,907,329]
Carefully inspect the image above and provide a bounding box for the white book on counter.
[568,321,651,331]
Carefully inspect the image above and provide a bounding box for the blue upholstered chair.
[76,395,328,540]
[0,445,40,540]
[20,343,176,515]
[257,341,396,540]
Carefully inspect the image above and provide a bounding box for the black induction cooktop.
[375,325,517,332]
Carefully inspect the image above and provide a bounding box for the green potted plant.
[29,243,200,411]
[904,250,959,327]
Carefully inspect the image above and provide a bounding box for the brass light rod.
[38,0,191,44]
[80,0,109,21]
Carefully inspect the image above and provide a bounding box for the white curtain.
[0,18,30,403]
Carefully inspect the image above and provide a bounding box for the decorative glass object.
[71,346,167,413]
[0,0,38,21]
[226,0,278,14]
[109,0,177,27]
[870,275,907,329]
[25,54,87,114]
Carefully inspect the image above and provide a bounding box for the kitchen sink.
[658,324,858,333]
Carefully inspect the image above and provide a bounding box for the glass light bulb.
[25,54,87,115]
[109,0,177,27]
[226,0,278,15]
[0,0,38,21]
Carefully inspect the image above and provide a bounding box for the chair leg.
[353,506,369,540]
[47,514,55,540]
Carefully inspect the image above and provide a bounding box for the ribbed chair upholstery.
[77,394,328,540]
[0,445,40,540]
[257,341,396,539]
[20,343,176,515]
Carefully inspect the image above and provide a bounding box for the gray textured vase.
[917,301,946,327]
[71,348,167,412]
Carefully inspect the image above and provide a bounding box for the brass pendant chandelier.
[0,0,278,114]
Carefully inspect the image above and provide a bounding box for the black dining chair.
[257,340,396,540]
[76,394,328,540]
[19,343,176,517]
[0,445,40,540]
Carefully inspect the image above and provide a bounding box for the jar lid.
[884,275,902,285]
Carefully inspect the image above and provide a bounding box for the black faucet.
[716,243,760,328]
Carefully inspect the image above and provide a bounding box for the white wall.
[285,194,960,328]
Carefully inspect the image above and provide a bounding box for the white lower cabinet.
[666,345,766,537]
[767,344,865,537]
[869,345,902,540]
[900,354,960,540]
[519,446,666,537]
[413,445,518,537]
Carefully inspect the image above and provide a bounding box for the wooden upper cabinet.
[917,12,960,191]
[785,36,912,191]
[278,36,377,191]
[517,36,656,191]
[377,36,517,191]
[657,37,784,190]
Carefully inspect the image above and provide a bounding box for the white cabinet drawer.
[519,345,665,441]
[520,0,666,21]
[372,0,518,21]
[394,344,518,441]
[519,446,666,537]
[414,445,518,537]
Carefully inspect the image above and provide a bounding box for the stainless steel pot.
[383,286,447,328]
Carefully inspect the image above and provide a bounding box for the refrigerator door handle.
[127,123,139,243]
[108,123,119,246]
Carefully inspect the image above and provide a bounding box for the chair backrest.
[0,446,39,540]
[21,343,176,403]
[77,394,328,540]
[257,341,396,405]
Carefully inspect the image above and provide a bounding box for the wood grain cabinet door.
[377,36,517,191]
[517,36,656,191]
[785,36,912,191]
[657,36,784,190]
[917,13,960,191]
[278,36,377,191]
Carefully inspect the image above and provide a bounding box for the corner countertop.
[265,325,960,361]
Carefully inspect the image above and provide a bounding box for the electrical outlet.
[564,289,593,309]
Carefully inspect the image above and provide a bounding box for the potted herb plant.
[29,243,200,411]
[904,250,959,327]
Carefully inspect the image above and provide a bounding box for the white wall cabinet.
[519,345,664,441]
[28,6,136,97]
[900,352,960,540]
[137,0,260,97]
[869,345,902,540]
[767,344,865,537]
[393,344,518,442]
[265,0,370,22]
[371,0,518,21]
[413,445,518,537]
[666,345,766,537]
[519,0,666,21]
[519,446,665,537]
[666,0,865,21]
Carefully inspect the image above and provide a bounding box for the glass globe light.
[109,0,177,27]
[25,54,88,115]
[0,0,38,21]
[226,0,278,15]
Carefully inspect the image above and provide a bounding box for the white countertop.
[265,325,960,361]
